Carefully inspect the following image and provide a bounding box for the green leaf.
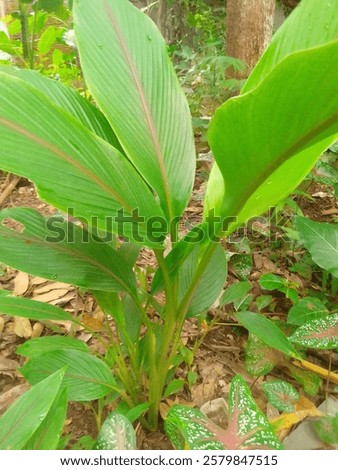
[245,334,281,377]
[288,297,329,326]
[24,388,68,450]
[259,274,286,291]
[0,294,74,322]
[288,364,321,397]
[17,336,90,358]
[289,313,338,350]
[243,0,338,93]
[262,380,299,413]
[235,311,300,358]
[73,0,196,221]
[164,379,185,398]
[124,403,149,424]
[20,350,117,401]
[164,405,224,450]
[255,295,273,311]
[0,289,11,297]
[205,43,338,233]
[38,26,61,55]
[94,413,136,450]
[0,66,120,148]
[225,375,283,449]
[179,243,227,317]
[0,74,165,247]
[313,414,338,445]
[220,281,252,307]
[164,375,283,450]
[0,208,136,293]
[295,217,338,278]
[0,369,65,450]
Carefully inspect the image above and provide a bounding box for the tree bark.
[226,0,276,79]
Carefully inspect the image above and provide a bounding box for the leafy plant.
[94,413,137,450]
[164,375,283,450]
[0,0,337,440]
[262,379,299,413]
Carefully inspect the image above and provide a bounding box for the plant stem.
[29,9,37,69]
[19,1,30,60]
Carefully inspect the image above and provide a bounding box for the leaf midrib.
[0,116,138,216]
[103,0,173,221]
[0,225,133,294]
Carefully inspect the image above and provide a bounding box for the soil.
[0,160,337,450]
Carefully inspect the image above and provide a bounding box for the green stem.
[29,9,37,69]
[19,1,30,60]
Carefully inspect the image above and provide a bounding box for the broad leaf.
[236,311,300,358]
[243,0,338,93]
[17,336,90,357]
[0,74,165,246]
[74,0,196,221]
[0,294,74,322]
[164,379,185,398]
[0,65,121,148]
[179,243,227,317]
[164,405,224,450]
[295,217,338,277]
[0,369,65,450]
[24,388,68,450]
[205,43,338,234]
[259,274,286,291]
[288,297,329,326]
[164,375,283,450]
[245,334,282,377]
[21,349,117,401]
[220,281,252,307]
[0,208,136,293]
[288,364,321,397]
[0,289,12,297]
[262,380,299,413]
[94,413,136,450]
[289,313,338,350]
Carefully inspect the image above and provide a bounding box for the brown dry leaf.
[322,208,338,215]
[50,292,76,306]
[14,316,32,339]
[31,322,44,338]
[31,277,48,285]
[0,383,29,413]
[13,272,30,296]
[34,282,71,295]
[32,289,69,303]
[159,402,170,420]
[0,356,20,377]
[271,396,322,435]
[0,316,4,333]
[81,314,103,331]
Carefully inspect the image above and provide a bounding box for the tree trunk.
[226,0,276,79]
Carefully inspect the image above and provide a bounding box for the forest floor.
[0,155,337,449]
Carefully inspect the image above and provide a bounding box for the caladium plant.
[164,375,283,450]
[0,0,337,435]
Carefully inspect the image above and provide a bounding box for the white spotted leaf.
[289,314,338,350]
[94,413,136,450]
[262,380,299,413]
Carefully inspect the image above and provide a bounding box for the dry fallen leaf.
[13,272,30,296]
[81,314,103,331]
[31,322,44,338]
[14,316,32,339]
[32,289,69,303]
[0,356,20,378]
[0,316,4,333]
[34,282,71,295]
[0,383,29,413]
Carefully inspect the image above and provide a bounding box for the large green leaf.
[0,65,121,149]
[0,369,65,450]
[205,43,338,233]
[0,294,74,322]
[73,0,196,221]
[0,74,165,246]
[178,243,227,317]
[236,311,300,358]
[289,313,338,350]
[0,208,136,292]
[24,388,68,450]
[287,297,329,326]
[17,336,90,357]
[21,349,117,401]
[242,0,338,93]
[295,217,338,277]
